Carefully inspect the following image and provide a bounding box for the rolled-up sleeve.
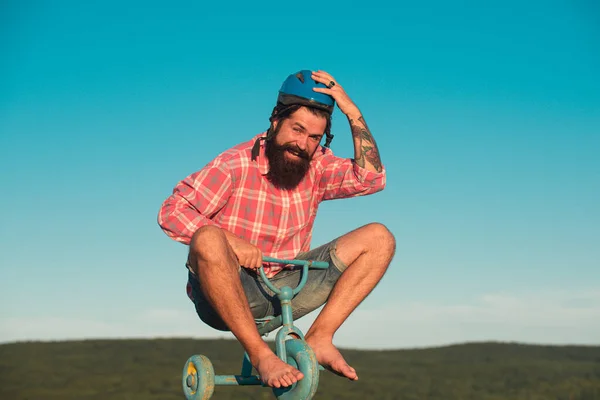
[157,160,232,244]
[317,153,386,201]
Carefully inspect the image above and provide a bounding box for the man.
[158,70,396,388]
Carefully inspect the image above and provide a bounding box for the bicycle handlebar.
[259,256,330,296]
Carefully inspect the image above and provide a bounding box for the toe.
[280,375,294,387]
[270,378,281,388]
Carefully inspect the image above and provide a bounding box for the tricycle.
[182,256,329,400]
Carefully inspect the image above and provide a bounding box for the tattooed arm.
[310,70,384,173]
[347,112,383,173]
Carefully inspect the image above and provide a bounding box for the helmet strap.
[251,121,278,161]
[251,136,266,161]
[324,131,334,148]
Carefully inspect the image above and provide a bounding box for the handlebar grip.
[262,256,329,269]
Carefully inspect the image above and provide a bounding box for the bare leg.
[304,223,396,381]
[189,226,303,388]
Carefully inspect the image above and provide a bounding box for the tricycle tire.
[272,339,320,400]
[182,354,215,400]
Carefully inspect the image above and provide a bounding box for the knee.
[190,225,227,261]
[365,222,396,255]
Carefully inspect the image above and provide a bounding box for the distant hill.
[1,339,599,399]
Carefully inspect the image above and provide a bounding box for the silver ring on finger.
[327,80,336,88]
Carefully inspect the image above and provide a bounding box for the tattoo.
[349,116,383,172]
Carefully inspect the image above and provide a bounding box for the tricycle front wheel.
[272,339,320,400]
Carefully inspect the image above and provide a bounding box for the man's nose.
[296,135,308,150]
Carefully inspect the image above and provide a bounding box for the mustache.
[279,143,310,160]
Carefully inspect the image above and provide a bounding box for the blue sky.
[1,0,599,349]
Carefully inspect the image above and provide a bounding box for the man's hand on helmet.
[311,70,361,119]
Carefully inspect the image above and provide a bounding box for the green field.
[1,339,599,399]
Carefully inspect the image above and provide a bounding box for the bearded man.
[158,69,396,388]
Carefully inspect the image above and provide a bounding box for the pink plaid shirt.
[158,133,386,278]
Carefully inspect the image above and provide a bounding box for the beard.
[264,139,311,190]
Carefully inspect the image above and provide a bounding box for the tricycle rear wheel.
[182,354,215,400]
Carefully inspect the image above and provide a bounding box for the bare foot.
[305,336,358,381]
[253,351,304,388]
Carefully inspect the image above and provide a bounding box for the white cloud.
[323,289,600,349]
[1,289,599,349]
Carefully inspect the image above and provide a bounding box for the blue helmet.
[277,70,335,114]
[250,69,336,159]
